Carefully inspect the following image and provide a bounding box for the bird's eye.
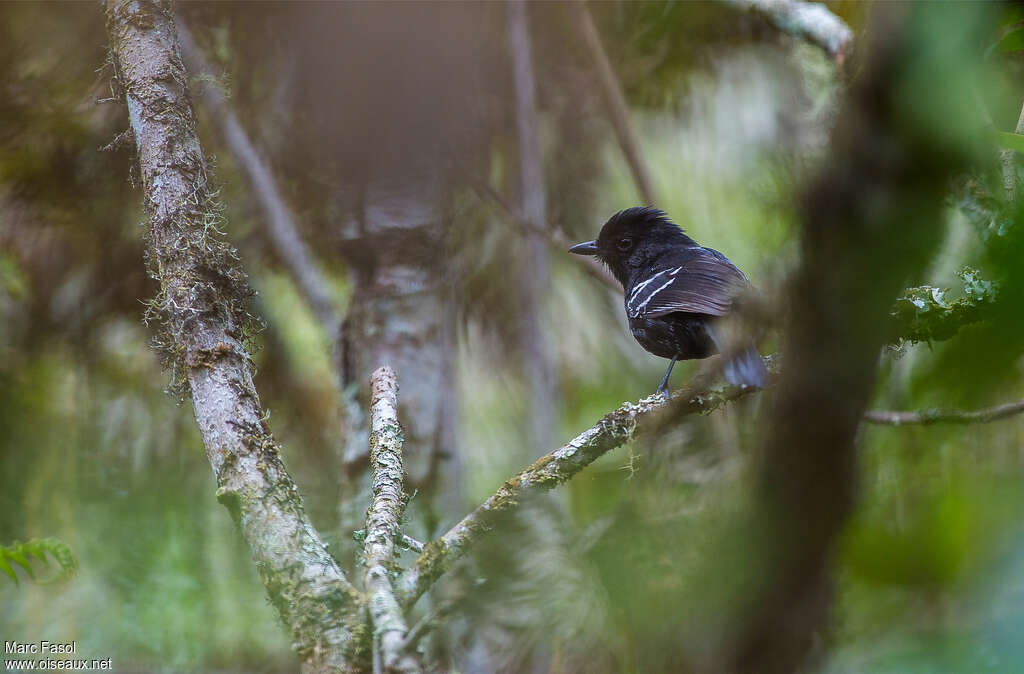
[617,237,633,251]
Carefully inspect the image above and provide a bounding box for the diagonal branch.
[573,0,660,206]
[864,397,1024,426]
[724,0,854,65]
[467,176,621,291]
[395,206,994,612]
[363,367,420,673]
[175,21,340,339]
[393,367,772,610]
[105,2,362,670]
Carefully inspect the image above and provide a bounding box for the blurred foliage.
[2,1,1024,673]
[0,538,77,586]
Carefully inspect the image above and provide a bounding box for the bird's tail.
[706,322,768,388]
[723,345,768,389]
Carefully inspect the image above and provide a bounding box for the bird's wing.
[625,247,747,319]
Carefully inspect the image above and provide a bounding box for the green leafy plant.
[0,538,77,586]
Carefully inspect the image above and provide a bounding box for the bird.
[569,206,768,396]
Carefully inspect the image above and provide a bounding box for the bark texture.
[105,2,363,670]
[363,368,421,674]
[340,171,456,489]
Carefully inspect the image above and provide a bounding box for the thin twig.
[864,398,1024,426]
[724,0,854,65]
[399,598,458,655]
[467,176,621,291]
[363,367,421,674]
[400,534,425,554]
[573,0,660,206]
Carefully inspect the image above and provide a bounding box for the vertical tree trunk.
[340,165,460,524]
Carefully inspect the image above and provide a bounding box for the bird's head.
[569,207,697,286]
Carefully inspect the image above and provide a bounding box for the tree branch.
[362,367,420,674]
[394,368,772,610]
[508,0,560,451]
[105,2,362,670]
[864,398,1024,426]
[467,176,621,292]
[394,225,994,611]
[573,0,660,205]
[176,21,339,338]
[724,0,854,65]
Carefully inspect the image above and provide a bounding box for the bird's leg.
[656,357,677,398]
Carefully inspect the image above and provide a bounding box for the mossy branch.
[105,2,363,670]
[394,367,773,610]
[395,259,993,610]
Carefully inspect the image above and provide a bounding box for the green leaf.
[0,555,18,585]
[6,546,36,580]
[995,131,1024,153]
[991,26,1024,53]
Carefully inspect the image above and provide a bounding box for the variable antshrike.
[570,207,767,395]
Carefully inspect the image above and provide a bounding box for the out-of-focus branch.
[573,1,660,206]
[363,367,420,674]
[393,366,774,610]
[508,0,559,451]
[724,0,854,65]
[399,598,457,655]
[105,3,362,669]
[468,176,621,291]
[1000,101,1024,202]
[864,398,1024,426]
[724,4,978,670]
[176,21,339,337]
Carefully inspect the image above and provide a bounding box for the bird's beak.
[568,240,599,256]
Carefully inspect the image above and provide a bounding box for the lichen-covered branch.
[362,368,420,674]
[724,0,854,64]
[394,370,772,610]
[105,2,363,670]
[573,0,660,205]
[864,398,1024,426]
[394,250,993,611]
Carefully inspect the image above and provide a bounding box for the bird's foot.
[656,384,671,400]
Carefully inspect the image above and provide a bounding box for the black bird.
[569,207,767,395]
